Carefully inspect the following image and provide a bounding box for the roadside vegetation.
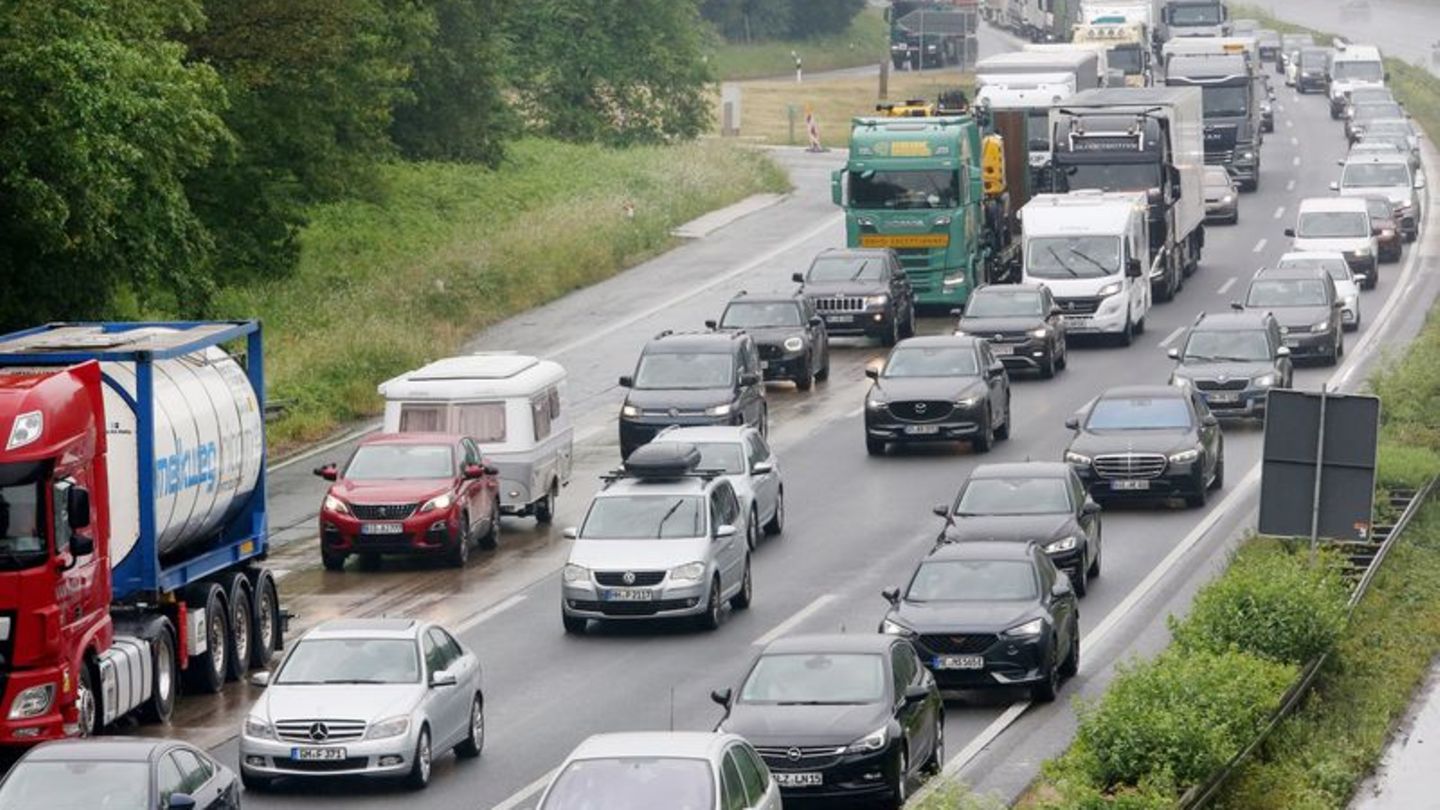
[710,6,888,81]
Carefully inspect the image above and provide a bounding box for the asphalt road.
[173,34,1440,810]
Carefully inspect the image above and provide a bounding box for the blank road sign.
[1259,389,1379,541]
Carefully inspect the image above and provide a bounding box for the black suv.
[617,330,766,459]
[794,248,915,346]
[708,291,830,390]
[1168,311,1292,419]
[954,283,1068,379]
[1063,385,1224,508]
[933,462,1102,596]
[1238,267,1343,365]
[864,336,1012,455]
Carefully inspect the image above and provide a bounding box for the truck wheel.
[140,622,177,723]
[184,584,230,695]
[249,572,281,668]
[535,483,557,524]
[224,575,255,681]
[77,661,98,738]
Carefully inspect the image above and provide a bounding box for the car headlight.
[1382,228,1396,237]
[323,494,351,516]
[1168,447,1202,464]
[1353,246,1371,256]
[1344,295,1359,310]
[669,561,707,583]
[1064,450,1091,465]
[1096,281,1123,298]
[783,337,804,353]
[955,395,982,408]
[706,403,734,417]
[942,273,968,288]
[845,726,890,754]
[1241,151,1255,161]
[866,396,887,411]
[621,403,641,418]
[365,716,411,740]
[1253,373,1277,387]
[1044,536,1078,554]
[1002,618,1045,638]
[1171,375,1192,389]
[244,715,274,740]
[864,294,890,308]
[1222,194,1235,204]
[8,684,54,720]
[1029,327,1048,338]
[1311,320,1332,333]
[880,618,916,637]
[952,329,968,337]
[420,492,453,513]
[562,563,590,583]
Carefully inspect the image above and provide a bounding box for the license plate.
[1284,338,1302,347]
[1111,480,1151,491]
[904,425,940,435]
[933,655,984,670]
[1207,393,1240,404]
[291,747,346,761]
[990,345,1014,355]
[775,772,824,788]
[826,314,854,324]
[1062,315,1091,323]
[360,523,404,535]
[603,588,654,602]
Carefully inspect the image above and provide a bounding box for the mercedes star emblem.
[622,571,636,585]
[308,722,330,742]
[787,747,803,761]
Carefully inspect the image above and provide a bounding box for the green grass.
[709,7,889,81]
[212,139,788,451]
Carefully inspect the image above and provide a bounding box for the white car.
[1285,197,1379,280]
[650,424,784,549]
[1276,252,1363,331]
[538,732,782,810]
[240,618,484,791]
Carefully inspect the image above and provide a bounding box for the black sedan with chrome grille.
[864,336,1012,456]
[1062,385,1224,508]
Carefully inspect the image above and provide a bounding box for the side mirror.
[1064,416,1080,430]
[809,316,824,327]
[562,527,578,539]
[1329,181,1340,191]
[1051,580,1073,599]
[1277,346,1292,357]
[949,308,964,317]
[831,168,844,206]
[462,463,486,479]
[484,464,499,476]
[1082,500,1102,516]
[249,671,271,688]
[740,372,761,387]
[1231,301,1245,311]
[1416,178,1427,190]
[882,587,901,606]
[711,688,733,708]
[1126,258,1143,278]
[751,460,775,476]
[988,362,1005,377]
[1202,414,1219,427]
[1283,228,1296,238]
[617,375,634,388]
[167,794,198,810]
[865,367,880,380]
[1167,347,1181,359]
[792,272,806,284]
[430,670,459,688]
[313,464,339,482]
[904,683,931,704]
[715,524,738,539]
[1050,305,1063,317]
[66,486,91,530]
[69,533,94,559]
[704,319,718,331]
[933,503,950,519]
[1371,226,1383,237]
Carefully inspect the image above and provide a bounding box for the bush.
[1072,649,1295,790]
[1170,545,1349,666]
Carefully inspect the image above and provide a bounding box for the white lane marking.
[1253,238,1268,253]
[1217,277,1237,295]
[1293,156,1302,166]
[1291,137,1300,146]
[1273,206,1286,220]
[1287,179,1297,191]
[1157,326,1185,349]
[493,768,560,810]
[753,594,837,646]
[452,594,526,635]
[1286,119,1295,128]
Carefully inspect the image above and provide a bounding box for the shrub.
[1171,545,1349,666]
[1072,648,1294,790]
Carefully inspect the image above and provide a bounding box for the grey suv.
[794,248,916,346]
[561,443,753,633]
[1169,310,1292,419]
[1238,267,1344,365]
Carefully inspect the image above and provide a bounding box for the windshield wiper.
[319,679,396,685]
[775,700,867,706]
[1067,248,1112,275]
[850,261,873,281]
[1046,246,1080,278]
[655,500,687,538]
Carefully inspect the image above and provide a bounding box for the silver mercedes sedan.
[238,618,484,791]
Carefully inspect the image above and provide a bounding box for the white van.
[1329,43,1386,119]
[1020,191,1153,345]
[379,353,573,522]
[1285,197,1379,279]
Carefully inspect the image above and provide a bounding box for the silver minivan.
[538,732,782,810]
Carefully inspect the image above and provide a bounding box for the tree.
[700,0,792,42]
[786,0,865,38]
[507,0,714,145]
[0,0,229,328]
[391,0,512,165]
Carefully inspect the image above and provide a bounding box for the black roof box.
[624,442,702,477]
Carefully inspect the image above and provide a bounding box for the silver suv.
[650,425,784,551]
[1333,154,1425,241]
[561,443,754,633]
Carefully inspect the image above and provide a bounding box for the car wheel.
[924,715,944,775]
[1071,566,1088,598]
[796,360,814,391]
[321,550,347,572]
[903,308,917,338]
[882,315,899,347]
[405,727,433,790]
[535,484,557,524]
[1210,446,1225,491]
[478,501,500,550]
[1056,337,1068,370]
[816,348,831,382]
[866,436,887,456]
[1059,624,1080,679]
[746,507,759,551]
[972,413,994,453]
[1185,479,1209,509]
[1040,350,1057,379]
[696,576,724,631]
[731,556,753,610]
[764,487,785,535]
[1030,645,1061,702]
[1088,527,1102,578]
[995,396,1012,441]
[446,513,472,568]
[886,748,909,809]
[455,694,485,759]
[1117,315,1134,347]
[562,612,587,635]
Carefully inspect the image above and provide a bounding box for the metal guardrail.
[1176,478,1436,809]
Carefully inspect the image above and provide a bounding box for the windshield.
[720,301,802,328]
[1057,161,1161,193]
[1366,122,1415,138]
[1297,211,1369,238]
[849,169,960,210]
[581,496,705,539]
[1246,279,1330,307]
[907,559,1039,601]
[1026,111,1051,151]
[276,638,421,684]
[1109,46,1145,73]
[1333,60,1383,82]
[1204,168,1233,189]
[0,462,46,570]
[345,444,453,480]
[1171,4,1222,24]
[633,352,733,390]
[1349,89,1393,105]
[1086,397,1192,429]
[541,758,714,810]
[1363,197,1394,218]
[956,477,1071,515]
[965,290,1045,318]
[1354,103,1405,121]
[0,761,151,809]
[1343,163,1410,189]
[883,345,979,377]
[740,653,885,704]
[1183,330,1272,362]
[1298,51,1329,70]
[1202,85,1249,118]
[1026,236,1121,280]
[1279,256,1351,281]
[807,255,884,282]
[651,442,744,475]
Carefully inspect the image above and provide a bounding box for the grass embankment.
[218,140,788,451]
[710,7,889,81]
[716,71,975,147]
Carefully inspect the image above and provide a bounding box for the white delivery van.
[1021,191,1153,345]
[1285,197,1379,279]
[1329,43,1386,119]
[379,352,573,522]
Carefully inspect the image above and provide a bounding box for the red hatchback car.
[315,433,500,570]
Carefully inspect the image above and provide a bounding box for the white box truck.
[977,50,1104,178]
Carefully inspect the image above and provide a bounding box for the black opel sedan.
[879,541,1078,702]
[0,737,241,809]
[864,336,1012,455]
[1063,385,1224,508]
[712,633,942,809]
